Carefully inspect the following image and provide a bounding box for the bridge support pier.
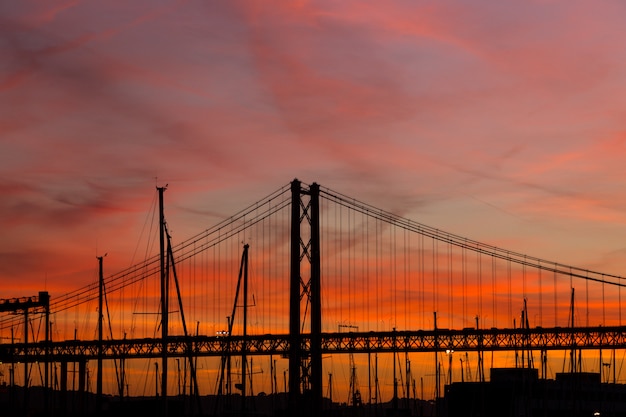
[58,358,88,416]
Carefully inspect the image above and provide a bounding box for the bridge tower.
[289,179,322,416]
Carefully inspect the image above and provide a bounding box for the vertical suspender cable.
[478,250,482,328]
[491,255,497,329]
[448,242,453,329]
[507,257,512,325]
[538,261,543,327]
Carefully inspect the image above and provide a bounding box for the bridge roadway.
[2,325,626,363]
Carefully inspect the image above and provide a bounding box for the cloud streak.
[1,1,626,337]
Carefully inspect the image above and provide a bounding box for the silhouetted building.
[444,368,626,417]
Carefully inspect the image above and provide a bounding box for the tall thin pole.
[613,348,617,384]
[570,288,575,373]
[43,292,50,414]
[168,234,202,414]
[158,186,168,415]
[242,244,249,413]
[433,312,439,400]
[24,308,29,387]
[328,373,333,404]
[375,354,379,406]
[406,354,410,411]
[23,308,29,415]
[271,357,276,395]
[97,255,105,413]
[368,351,372,407]
[392,349,398,411]
[476,315,484,382]
[155,362,160,397]
[120,332,126,400]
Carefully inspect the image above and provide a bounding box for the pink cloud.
[0,1,625,367]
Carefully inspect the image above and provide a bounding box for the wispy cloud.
[1,0,626,307]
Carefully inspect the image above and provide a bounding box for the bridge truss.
[3,326,626,361]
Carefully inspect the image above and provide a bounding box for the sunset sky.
[4,1,626,401]
[2,0,626,312]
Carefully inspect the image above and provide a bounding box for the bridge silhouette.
[1,179,625,416]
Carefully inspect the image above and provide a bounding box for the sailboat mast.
[97,254,105,412]
[242,244,249,413]
[158,186,168,415]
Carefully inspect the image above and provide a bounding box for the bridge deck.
[2,326,626,362]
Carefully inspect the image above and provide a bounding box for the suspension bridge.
[1,179,626,416]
